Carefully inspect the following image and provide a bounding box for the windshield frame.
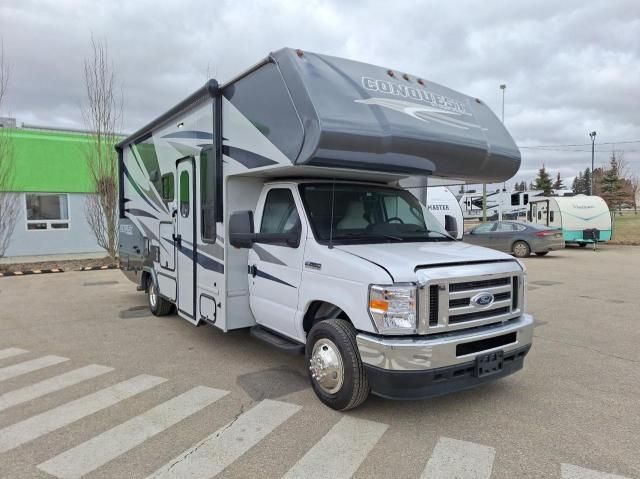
[298,182,453,246]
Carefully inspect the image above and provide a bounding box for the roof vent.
[296,49,304,58]
[402,73,410,81]
[387,69,395,77]
[417,78,425,86]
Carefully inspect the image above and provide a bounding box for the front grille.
[449,277,510,292]
[449,307,510,324]
[429,285,439,326]
[420,267,522,334]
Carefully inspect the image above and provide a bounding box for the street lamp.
[500,84,506,123]
[589,131,596,195]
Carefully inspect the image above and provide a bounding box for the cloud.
[1,0,638,185]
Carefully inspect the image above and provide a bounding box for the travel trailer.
[399,179,464,239]
[528,195,612,245]
[459,189,543,220]
[117,48,534,410]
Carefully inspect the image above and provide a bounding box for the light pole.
[589,131,596,195]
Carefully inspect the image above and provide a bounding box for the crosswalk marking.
[147,399,301,479]
[421,437,496,479]
[0,364,114,412]
[38,386,229,479]
[0,355,69,382]
[0,348,28,360]
[0,374,166,453]
[283,416,388,479]
[561,464,632,479]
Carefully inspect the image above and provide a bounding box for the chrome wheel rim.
[149,282,157,309]
[309,338,344,394]
[514,243,527,257]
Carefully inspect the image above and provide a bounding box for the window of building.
[261,189,300,235]
[26,194,69,230]
[161,173,174,203]
[179,171,190,218]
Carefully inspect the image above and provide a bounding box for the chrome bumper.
[356,314,534,371]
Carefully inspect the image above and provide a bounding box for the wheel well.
[141,270,151,292]
[303,301,350,334]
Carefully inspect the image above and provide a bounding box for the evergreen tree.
[600,153,623,209]
[571,174,580,194]
[533,165,553,195]
[553,172,564,190]
[583,168,592,195]
[520,180,527,191]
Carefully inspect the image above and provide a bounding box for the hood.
[335,241,515,282]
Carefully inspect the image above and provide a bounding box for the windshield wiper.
[405,228,453,239]
[332,232,404,241]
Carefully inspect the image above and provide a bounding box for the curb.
[0,269,65,278]
[77,265,119,271]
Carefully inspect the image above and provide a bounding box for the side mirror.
[229,210,255,248]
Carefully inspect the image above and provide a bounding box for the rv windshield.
[299,183,452,244]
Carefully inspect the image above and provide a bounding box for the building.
[1,123,107,258]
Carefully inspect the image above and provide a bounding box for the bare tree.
[82,36,122,260]
[0,39,18,258]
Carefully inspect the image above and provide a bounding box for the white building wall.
[4,193,105,257]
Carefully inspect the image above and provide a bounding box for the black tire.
[579,243,588,248]
[535,252,549,256]
[306,319,370,411]
[147,276,173,316]
[512,240,531,258]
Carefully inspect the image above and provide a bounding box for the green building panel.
[8,128,99,193]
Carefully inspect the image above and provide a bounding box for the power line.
[519,139,640,149]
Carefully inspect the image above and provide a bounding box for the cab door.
[248,187,305,340]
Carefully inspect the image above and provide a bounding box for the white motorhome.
[459,189,543,220]
[529,195,612,245]
[118,48,534,410]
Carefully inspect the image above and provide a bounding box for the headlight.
[368,284,417,334]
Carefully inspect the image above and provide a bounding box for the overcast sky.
[1,0,639,187]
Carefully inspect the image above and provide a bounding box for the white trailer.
[529,195,612,245]
[117,48,534,410]
[459,189,543,220]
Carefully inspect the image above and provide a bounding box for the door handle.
[249,265,258,277]
[172,233,182,247]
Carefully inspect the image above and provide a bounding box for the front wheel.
[512,240,531,258]
[306,319,370,411]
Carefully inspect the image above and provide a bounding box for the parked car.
[463,220,565,257]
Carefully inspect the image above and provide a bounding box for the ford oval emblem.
[471,292,494,308]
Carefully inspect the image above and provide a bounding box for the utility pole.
[589,131,596,195]
[497,84,507,221]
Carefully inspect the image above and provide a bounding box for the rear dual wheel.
[147,277,173,316]
[306,319,370,411]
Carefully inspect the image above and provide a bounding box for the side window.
[511,193,519,206]
[444,215,457,235]
[179,171,190,218]
[261,189,300,235]
[537,211,542,220]
[473,223,494,234]
[514,224,527,231]
[523,194,529,205]
[549,211,555,222]
[495,222,516,232]
[161,173,174,204]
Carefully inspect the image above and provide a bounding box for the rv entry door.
[175,158,197,322]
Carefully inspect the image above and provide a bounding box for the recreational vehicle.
[459,189,543,220]
[400,180,464,239]
[117,48,534,410]
[529,195,612,246]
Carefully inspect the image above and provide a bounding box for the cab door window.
[261,189,301,235]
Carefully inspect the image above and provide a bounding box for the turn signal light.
[369,299,388,312]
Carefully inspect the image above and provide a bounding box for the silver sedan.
[463,220,565,257]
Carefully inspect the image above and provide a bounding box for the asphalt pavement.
[0,244,638,478]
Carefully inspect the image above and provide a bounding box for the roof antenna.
[328,179,336,249]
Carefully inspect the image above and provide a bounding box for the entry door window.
[26,194,69,230]
[179,171,190,217]
[261,189,300,235]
